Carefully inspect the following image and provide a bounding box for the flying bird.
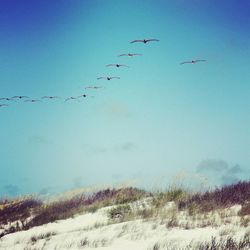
[65,97,78,102]
[180,60,206,65]
[84,86,104,90]
[0,98,14,101]
[97,77,120,81]
[130,39,159,44]
[24,99,41,103]
[42,96,60,99]
[78,94,87,98]
[106,64,129,68]
[118,53,143,57]
[12,96,29,99]
[0,104,8,107]
[78,94,94,99]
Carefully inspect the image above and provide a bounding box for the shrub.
[239,202,250,216]
[108,204,132,220]
[179,181,250,212]
[152,188,188,208]
[0,198,42,225]
[197,236,250,250]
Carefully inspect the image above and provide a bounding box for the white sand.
[0,203,249,250]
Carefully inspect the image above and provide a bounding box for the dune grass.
[0,181,249,239]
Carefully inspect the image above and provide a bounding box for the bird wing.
[106,64,116,67]
[133,53,143,56]
[120,64,129,67]
[111,77,120,79]
[97,77,105,80]
[118,54,128,57]
[130,40,144,43]
[194,59,206,63]
[180,61,192,65]
[146,39,160,42]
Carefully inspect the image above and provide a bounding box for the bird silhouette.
[118,53,143,57]
[78,94,94,99]
[180,60,206,65]
[65,97,78,102]
[0,98,14,101]
[24,99,41,103]
[78,94,87,98]
[130,39,159,44]
[42,96,60,99]
[106,64,129,68]
[97,77,120,81]
[84,86,104,90]
[12,96,29,99]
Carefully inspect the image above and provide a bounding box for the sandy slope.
[0,203,249,250]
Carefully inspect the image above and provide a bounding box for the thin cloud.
[98,101,132,119]
[196,159,229,173]
[196,159,248,186]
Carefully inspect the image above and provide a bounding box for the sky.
[0,0,250,197]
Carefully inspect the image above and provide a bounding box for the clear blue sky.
[0,0,250,197]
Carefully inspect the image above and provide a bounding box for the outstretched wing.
[146,39,160,42]
[180,61,192,65]
[194,59,206,63]
[118,54,128,57]
[130,40,144,43]
[111,77,120,79]
[106,64,116,67]
[97,77,105,80]
[120,64,129,67]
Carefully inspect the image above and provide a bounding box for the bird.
[0,98,14,101]
[0,104,8,107]
[78,94,87,98]
[78,94,94,99]
[84,86,104,90]
[130,39,159,44]
[65,97,78,102]
[118,53,143,57]
[12,96,29,99]
[180,59,206,65]
[97,77,120,81]
[41,96,60,99]
[106,64,129,68]
[24,99,41,103]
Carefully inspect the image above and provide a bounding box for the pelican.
[65,97,78,102]
[106,64,129,68]
[24,99,41,103]
[84,86,103,90]
[78,94,94,99]
[42,96,60,99]
[78,94,87,98]
[0,104,8,107]
[180,60,206,65]
[0,98,14,101]
[118,53,143,57]
[130,39,159,44]
[97,77,120,81]
[12,96,29,99]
